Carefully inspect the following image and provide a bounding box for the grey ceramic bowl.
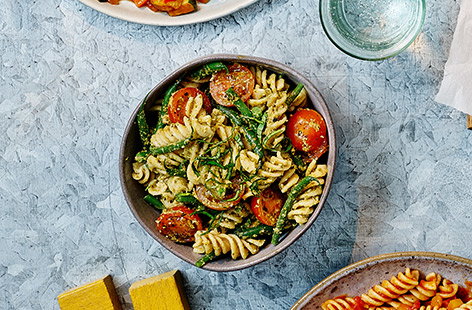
[292,251,472,309]
[119,54,336,271]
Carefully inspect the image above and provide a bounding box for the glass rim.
[319,0,426,61]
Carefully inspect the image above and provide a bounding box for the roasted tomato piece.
[155,206,203,243]
[195,185,241,211]
[209,63,255,106]
[286,109,328,158]
[168,87,212,124]
[352,296,365,310]
[250,187,284,226]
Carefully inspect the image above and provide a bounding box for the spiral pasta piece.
[132,162,153,185]
[193,230,264,259]
[410,273,441,301]
[321,296,357,310]
[418,306,446,310]
[361,268,420,307]
[251,67,288,93]
[263,92,288,149]
[219,204,250,230]
[185,95,214,140]
[257,152,292,191]
[388,294,419,308]
[240,150,259,174]
[279,167,300,193]
[146,152,186,175]
[306,160,329,179]
[288,182,323,224]
[437,279,459,299]
[151,118,193,148]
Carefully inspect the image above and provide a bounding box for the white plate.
[78,0,259,26]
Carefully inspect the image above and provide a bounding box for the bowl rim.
[319,0,426,61]
[119,54,337,271]
[291,251,472,309]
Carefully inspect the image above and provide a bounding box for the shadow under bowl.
[119,54,337,271]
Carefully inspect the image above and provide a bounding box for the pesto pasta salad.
[131,61,329,267]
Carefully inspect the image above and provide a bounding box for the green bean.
[175,193,203,207]
[217,106,264,161]
[286,83,304,106]
[236,225,273,239]
[137,99,151,148]
[149,138,191,155]
[135,151,149,163]
[271,176,319,245]
[144,194,164,210]
[226,88,253,118]
[190,62,228,81]
[155,79,181,131]
[195,251,215,268]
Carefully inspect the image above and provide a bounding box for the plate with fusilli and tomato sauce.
[119,54,336,271]
[78,0,258,26]
[292,252,472,310]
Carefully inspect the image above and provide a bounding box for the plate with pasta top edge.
[119,54,336,271]
[291,251,472,310]
[78,0,259,26]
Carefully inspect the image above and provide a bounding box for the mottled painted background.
[1,0,471,309]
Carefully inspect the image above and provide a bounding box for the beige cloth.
[435,0,472,115]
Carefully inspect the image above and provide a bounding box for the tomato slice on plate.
[250,187,284,227]
[286,109,328,158]
[168,87,212,124]
[209,63,255,106]
[195,185,241,211]
[155,206,203,243]
[352,296,365,310]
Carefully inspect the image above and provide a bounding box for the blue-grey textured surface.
[1,0,471,309]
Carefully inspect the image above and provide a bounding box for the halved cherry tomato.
[286,109,328,158]
[155,206,203,243]
[168,87,212,124]
[195,185,241,211]
[250,187,284,226]
[209,63,255,106]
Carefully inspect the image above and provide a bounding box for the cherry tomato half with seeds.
[195,185,241,211]
[250,187,284,227]
[168,87,212,124]
[155,206,203,243]
[209,63,255,106]
[286,109,328,158]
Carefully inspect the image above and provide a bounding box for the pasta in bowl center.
[120,55,336,271]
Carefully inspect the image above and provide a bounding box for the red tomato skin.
[195,185,240,211]
[286,109,328,156]
[409,300,421,310]
[352,296,365,310]
[155,206,203,243]
[168,87,212,124]
[250,188,284,227]
[209,63,255,106]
